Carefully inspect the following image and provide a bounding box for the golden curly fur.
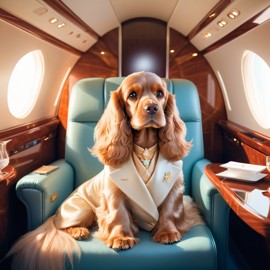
[91,72,191,167]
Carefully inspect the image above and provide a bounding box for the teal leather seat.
[16,78,230,270]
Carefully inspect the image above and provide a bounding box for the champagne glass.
[0,140,11,177]
[266,156,270,173]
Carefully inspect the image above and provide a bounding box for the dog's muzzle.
[144,104,159,115]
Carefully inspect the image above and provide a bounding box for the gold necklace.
[134,144,158,169]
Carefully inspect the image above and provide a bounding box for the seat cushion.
[69,225,216,270]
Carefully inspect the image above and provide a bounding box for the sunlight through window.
[8,50,44,118]
[242,50,270,129]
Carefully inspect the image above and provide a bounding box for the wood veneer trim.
[187,0,232,40]
[0,8,82,56]
[205,164,270,237]
[201,5,270,55]
[218,120,270,155]
[0,117,59,139]
[43,0,99,39]
[0,118,60,159]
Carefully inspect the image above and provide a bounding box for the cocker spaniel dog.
[8,71,203,270]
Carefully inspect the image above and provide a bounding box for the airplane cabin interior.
[0,0,270,269]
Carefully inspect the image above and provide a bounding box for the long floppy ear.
[159,93,192,161]
[90,88,133,167]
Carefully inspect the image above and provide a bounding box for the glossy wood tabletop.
[205,163,270,238]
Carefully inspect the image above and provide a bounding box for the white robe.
[55,154,183,231]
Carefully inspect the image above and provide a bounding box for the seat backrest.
[66,77,204,194]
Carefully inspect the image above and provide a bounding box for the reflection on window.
[8,50,44,119]
[242,50,270,128]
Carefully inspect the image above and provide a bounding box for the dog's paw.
[63,226,90,240]
[153,231,182,244]
[107,236,139,250]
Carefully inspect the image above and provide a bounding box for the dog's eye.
[128,91,137,100]
[156,90,164,98]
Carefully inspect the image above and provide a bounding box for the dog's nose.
[144,104,159,115]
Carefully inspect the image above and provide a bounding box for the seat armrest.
[191,159,217,226]
[191,159,230,270]
[16,159,74,231]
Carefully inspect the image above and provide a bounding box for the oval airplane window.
[8,50,44,119]
[242,50,270,129]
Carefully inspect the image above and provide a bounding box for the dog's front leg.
[96,184,139,250]
[153,178,185,244]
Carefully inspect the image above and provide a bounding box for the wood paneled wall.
[218,120,270,164]
[57,28,119,157]
[169,28,227,162]
[122,18,167,77]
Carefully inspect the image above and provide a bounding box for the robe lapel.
[107,158,159,223]
[147,156,183,207]
[106,154,183,230]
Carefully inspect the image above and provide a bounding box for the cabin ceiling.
[1,0,270,52]
[61,0,219,37]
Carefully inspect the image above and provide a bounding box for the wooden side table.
[205,163,270,238]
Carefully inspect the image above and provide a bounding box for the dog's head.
[119,72,167,130]
[91,71,191,167]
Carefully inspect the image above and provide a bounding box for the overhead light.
[57,23,66,28]
[217,20,227,27]
[192,53,198,57]
[209,13,216,19]
[170,49,175,53]
[227,10,240,19]
[49,17,58,24]
[203,32,212,39]
[100,51,106,55]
